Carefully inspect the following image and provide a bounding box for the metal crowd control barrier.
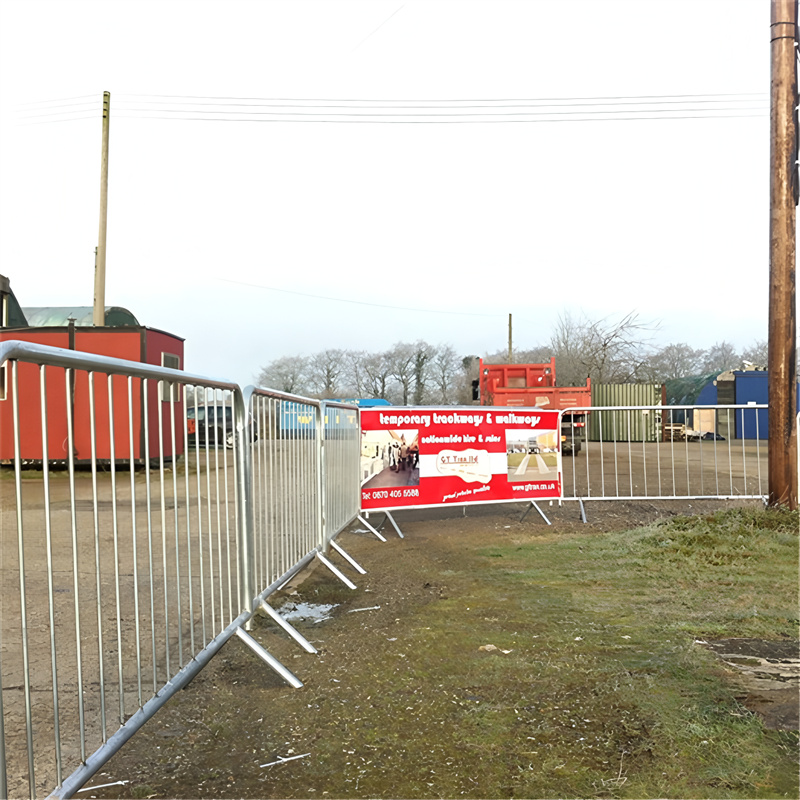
[559,404,769,503]
[0,342,363,800]
[244,389,363,609]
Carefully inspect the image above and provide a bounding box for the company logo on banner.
[360,407,562,511]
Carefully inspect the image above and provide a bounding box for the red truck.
[477,358,591,454]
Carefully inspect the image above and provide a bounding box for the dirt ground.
[68,498,797,800]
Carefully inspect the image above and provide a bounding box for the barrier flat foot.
[357,514,387,542]
[532,501,551,525]
[384,511,404,538]
[316,552,357,590]
[235,627,303,688]
[259,601,318,654]
[521,501,551,525]
[330,539,367,575]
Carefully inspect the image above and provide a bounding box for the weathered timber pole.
[93,91,110,326]
[768,0,798,509]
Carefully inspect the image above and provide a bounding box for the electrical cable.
[111,111,767,124]
[110,105,767,118]
[217,278,504,317]
[109,98,766,110]
[15,116,99,126]
[115,91,767,103]
[15,93,100,106]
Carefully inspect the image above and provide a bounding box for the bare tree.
[412,341,436,405]
[340,350,369,397]
[256,355,309,394]
[483,345,552,365]
[643,342,707,381]
[362,351,394,400]
[741,339,768,368]
[548,310,656,385]
[308,348,347,398]
[386,342,417,404]
[431,344,462,403]
[700,341,740,374]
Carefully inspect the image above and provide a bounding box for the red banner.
[360,406,562,511]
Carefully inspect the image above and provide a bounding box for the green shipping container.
[589,384,664,442]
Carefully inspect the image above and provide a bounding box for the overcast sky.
[0,0,781,387]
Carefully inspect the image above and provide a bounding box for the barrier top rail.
[0,339,238,392]
[243,385,362,413]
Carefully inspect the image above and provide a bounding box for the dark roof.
[20,306,140,327]
[1,275,29,327]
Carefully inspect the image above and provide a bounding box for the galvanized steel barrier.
[0,341,362,799]
[560,404,769,502]
[245,389,362,608]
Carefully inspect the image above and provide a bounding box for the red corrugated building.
[1,275,184,463]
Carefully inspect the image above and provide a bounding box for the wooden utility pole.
[768,0,798,509]
[93,91,110,326]
[508,313,513,362]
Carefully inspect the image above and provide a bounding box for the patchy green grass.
[98,506,798,799]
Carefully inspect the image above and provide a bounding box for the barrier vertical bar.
[740,407,748,496]
[88,372,109,740]
[40,366,63,785]
[107,375,126,725]
[755,408,764,495]
[181,385,195,655]
[238,388,255,615]
[65,368,88,759]
[191,389,208,647]
[598,408,605,497]
[612,411,619,497]
[212,393,224,627]
[727,409,734,496]
[143,378,158,695]
[683,410,690,495]
[626,409,633,497]
[166,383,183,667]
[157,380,171,681]
[641,411,648,497]
[221,395,233,621]
[12,362,36,797]
[203,390,217,635]
[127,376,144,709]
[668,407,677,496]
[654,407,662,497]
[316,403,326,550]
[698,414,705,497]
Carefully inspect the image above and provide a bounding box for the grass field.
[96,504,799,799]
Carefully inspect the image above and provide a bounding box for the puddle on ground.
[277,601,339,624]
[699,638,799,732]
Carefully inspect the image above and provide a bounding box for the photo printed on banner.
[361,428,420,489]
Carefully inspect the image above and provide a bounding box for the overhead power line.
[115,92,766,103]
[16,93,100,106]
[109,112,766,124]
[217,278,503,317]
[110,97,765,110]
[15,92,770,125]
[109,92,770,124]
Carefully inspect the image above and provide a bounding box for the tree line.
[255,312,771,404]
